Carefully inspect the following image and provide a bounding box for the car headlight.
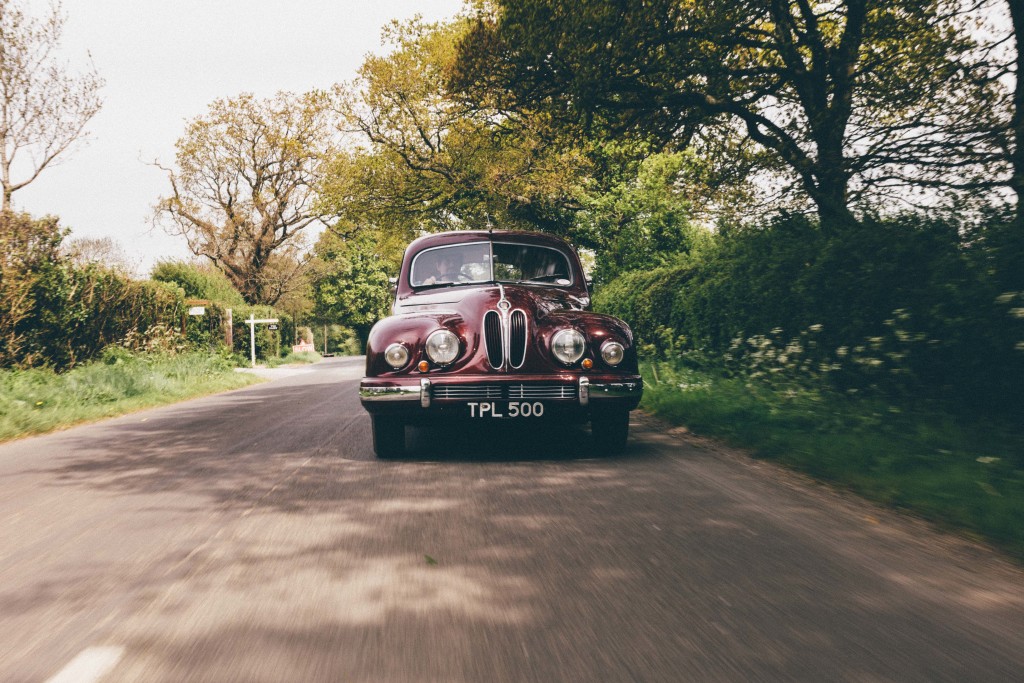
[600,340,625,366]
[425,329,460,365]
[384,343,410,369]
[551,329,586,365]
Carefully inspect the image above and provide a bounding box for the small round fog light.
[384,343,409,369]
[600,340,625,366]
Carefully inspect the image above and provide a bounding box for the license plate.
[468,401,545,418]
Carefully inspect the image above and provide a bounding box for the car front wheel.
[371,415,405,458]
[591,409,630,455]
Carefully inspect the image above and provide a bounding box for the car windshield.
[410,241,574,288]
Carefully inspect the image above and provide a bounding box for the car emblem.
[496,283,511,311]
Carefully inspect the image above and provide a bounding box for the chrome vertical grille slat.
[484,310,503,369]
[509,310,527,368]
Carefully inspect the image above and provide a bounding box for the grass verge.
[263,351,322,368]
[642,360,1024,559]
[0,350,263,443]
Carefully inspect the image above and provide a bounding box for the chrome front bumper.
[360,376,642,408]
[360,378,434,408]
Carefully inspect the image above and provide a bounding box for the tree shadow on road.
[16,375,1024,683]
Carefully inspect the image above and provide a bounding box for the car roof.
[405,230,574,254]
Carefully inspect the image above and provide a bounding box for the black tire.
[591,410,630,455]
[372,415,405,459]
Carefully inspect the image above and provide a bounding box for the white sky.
[14,0,466,276]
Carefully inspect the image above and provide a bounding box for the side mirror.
[388,276,398,298]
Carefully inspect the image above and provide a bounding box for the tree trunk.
[809,148,858,234]
[812,181,858,234]
[1010,0,1024,231]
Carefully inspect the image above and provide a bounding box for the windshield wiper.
[418,279,490,290]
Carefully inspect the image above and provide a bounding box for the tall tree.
[155,91,337,305]
[455,0,1002,229]
[309,226,393,343]
[1007,0,1024,229]
[325,17,592,237]
[575,149,714,283]
[63,236,136,274]
[0,0,103,211]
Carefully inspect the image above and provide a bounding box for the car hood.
[395,283,590,319]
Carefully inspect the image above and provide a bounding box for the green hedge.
[151,260,246,307]
[594,213,1024,412]
[1,212,196,370]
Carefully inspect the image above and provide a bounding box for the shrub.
[597,212,1024,414]
[0,212,66,366]
[151,260,246,306]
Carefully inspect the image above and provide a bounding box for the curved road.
[2,356,1024,682]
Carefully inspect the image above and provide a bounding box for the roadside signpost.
[246,314,279,367]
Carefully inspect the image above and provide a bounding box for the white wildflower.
[995,292,1017,305]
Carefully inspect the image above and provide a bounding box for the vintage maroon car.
[359,230,643,457]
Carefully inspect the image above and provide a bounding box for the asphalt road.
[2,356,1024,682]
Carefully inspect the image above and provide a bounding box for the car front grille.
[483,307,528,370]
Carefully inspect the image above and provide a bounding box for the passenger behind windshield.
[492,243,572,284]
[412,247,477,287]
[421,251,461,285]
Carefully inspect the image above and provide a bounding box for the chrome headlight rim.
[551,328,587,366]
[600,340,625,367]
[425,329,460,366]
[383,343,410,370]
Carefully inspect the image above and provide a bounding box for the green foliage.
[592,259,695,356]
[0,212,65,365]
[230,304,293,363]
[459,0,1004,223]
[310,229,392,342]
[325,16,593,237]
[596,213,1024,413]
[310,324,362,356]
[0,350,260,442]
[29,270,187,369]
[151,260,246,306]
[1,212,196,370]
[150,260,243,351]
[156,91,336,304]
[573,150,711,283]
